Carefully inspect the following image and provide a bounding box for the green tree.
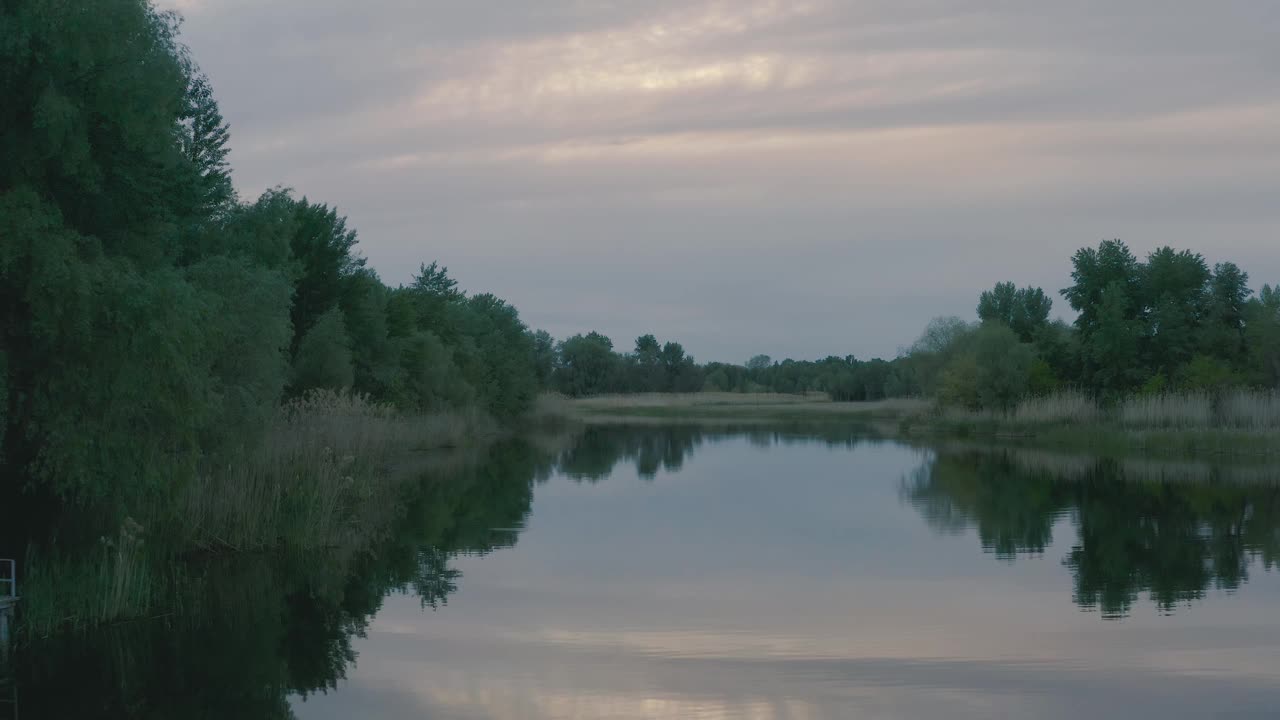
[631,334,665,391]
[1061,240,1143,335]
[178,71,235,219]
[291,308,354,393]
[908,316,975,396]
[1061,241,1143,395]
[939,323,1033,411]
[1141,247,1209,374]
[531,330,557,388]
[555,332,619,396]
[1245,285,1280,387]
[977,282,1052,342]
[457,293,539,418]
[287,197,365,355]
[1202,262,1252,364]
[1089,281,1143,398]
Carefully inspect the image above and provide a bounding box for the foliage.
[977,282,1052,342]
[0,1,546,508]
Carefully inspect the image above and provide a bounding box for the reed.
[1119,392,1213,429]
[904,389,1280,455]
[1219,389,1280,429]
[178,390,496,552]
[20,518,159,637]
[1013,390,1102,425]
[19,392,502,637]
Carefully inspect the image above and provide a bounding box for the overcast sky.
[165,0,1280,363]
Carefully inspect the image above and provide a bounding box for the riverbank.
[560,392,927,423]
[898,390,1280,458]
[559,390,1280,458]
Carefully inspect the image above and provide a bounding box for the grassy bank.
[563,392,927,423]
[562,389,1280,458]
[899,390,1280,457]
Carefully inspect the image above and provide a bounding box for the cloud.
[161,0,1280,360]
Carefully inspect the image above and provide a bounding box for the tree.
[908,316,975,395]
[287,197,365,355]
[0,1,240,501]
[977,282,1052,343]
[1089,281,1143,398]
[939,323,1033,411]
[291,308,354,393]
[178,71,235,218]
[1245,285,1280,387]
[746,354,773,371]
[407,261,465,342]
[1061,241,1142,395]
[531,330,557,388]
[631,334,665,391]
[1061,240,1142,335]
[456,293,539,418]
[1142,246,1209,374]
[340,268,394,397]
[1202,262,1252,364]
[555,332,619,397]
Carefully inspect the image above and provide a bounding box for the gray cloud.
[167,0,1280,361]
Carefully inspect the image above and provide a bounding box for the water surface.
[14,426,1280,719]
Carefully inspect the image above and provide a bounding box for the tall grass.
[908,388,1280,455]
[572,392,831,409]
[1119,392,1213,429]
[1013,390,1102,424]
[1219,389,1280,429]
[20,518,159,637]
[568,392,928,422]
[20,391,500,636]
[179,390,496,552]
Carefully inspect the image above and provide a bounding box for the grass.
[17,390,502,637]
[901,389,1280,457]
[565,392,928,422]
[175,390,497,553]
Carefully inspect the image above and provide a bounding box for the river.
[10,424,1280,718]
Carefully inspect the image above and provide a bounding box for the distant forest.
[4,1,1279,502]
[552,239,1280,409]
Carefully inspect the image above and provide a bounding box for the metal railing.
[0,560,14,600]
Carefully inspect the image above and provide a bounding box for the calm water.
[12,425,1280,718]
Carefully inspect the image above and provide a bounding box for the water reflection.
[904,446,1280,618]
[555,424,873,482]
[9,426,1280,719]
[11,439,555,719]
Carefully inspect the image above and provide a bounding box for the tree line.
[1,1,543,502]
[925,240,1279,410]
[551,240,1279,409]
[7,2,1278,508]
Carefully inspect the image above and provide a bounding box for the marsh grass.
[173,390,498,552]
[1120,393,1213,428]
[905,389,1280,455]
[1013,391,1103,425]
[1219,389,1280,429]
[19,391,500,636]
[569,392,928,422]
[573,391,830,409]
[20,517,160,637]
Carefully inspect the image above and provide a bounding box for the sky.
[164,0,1280,363]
